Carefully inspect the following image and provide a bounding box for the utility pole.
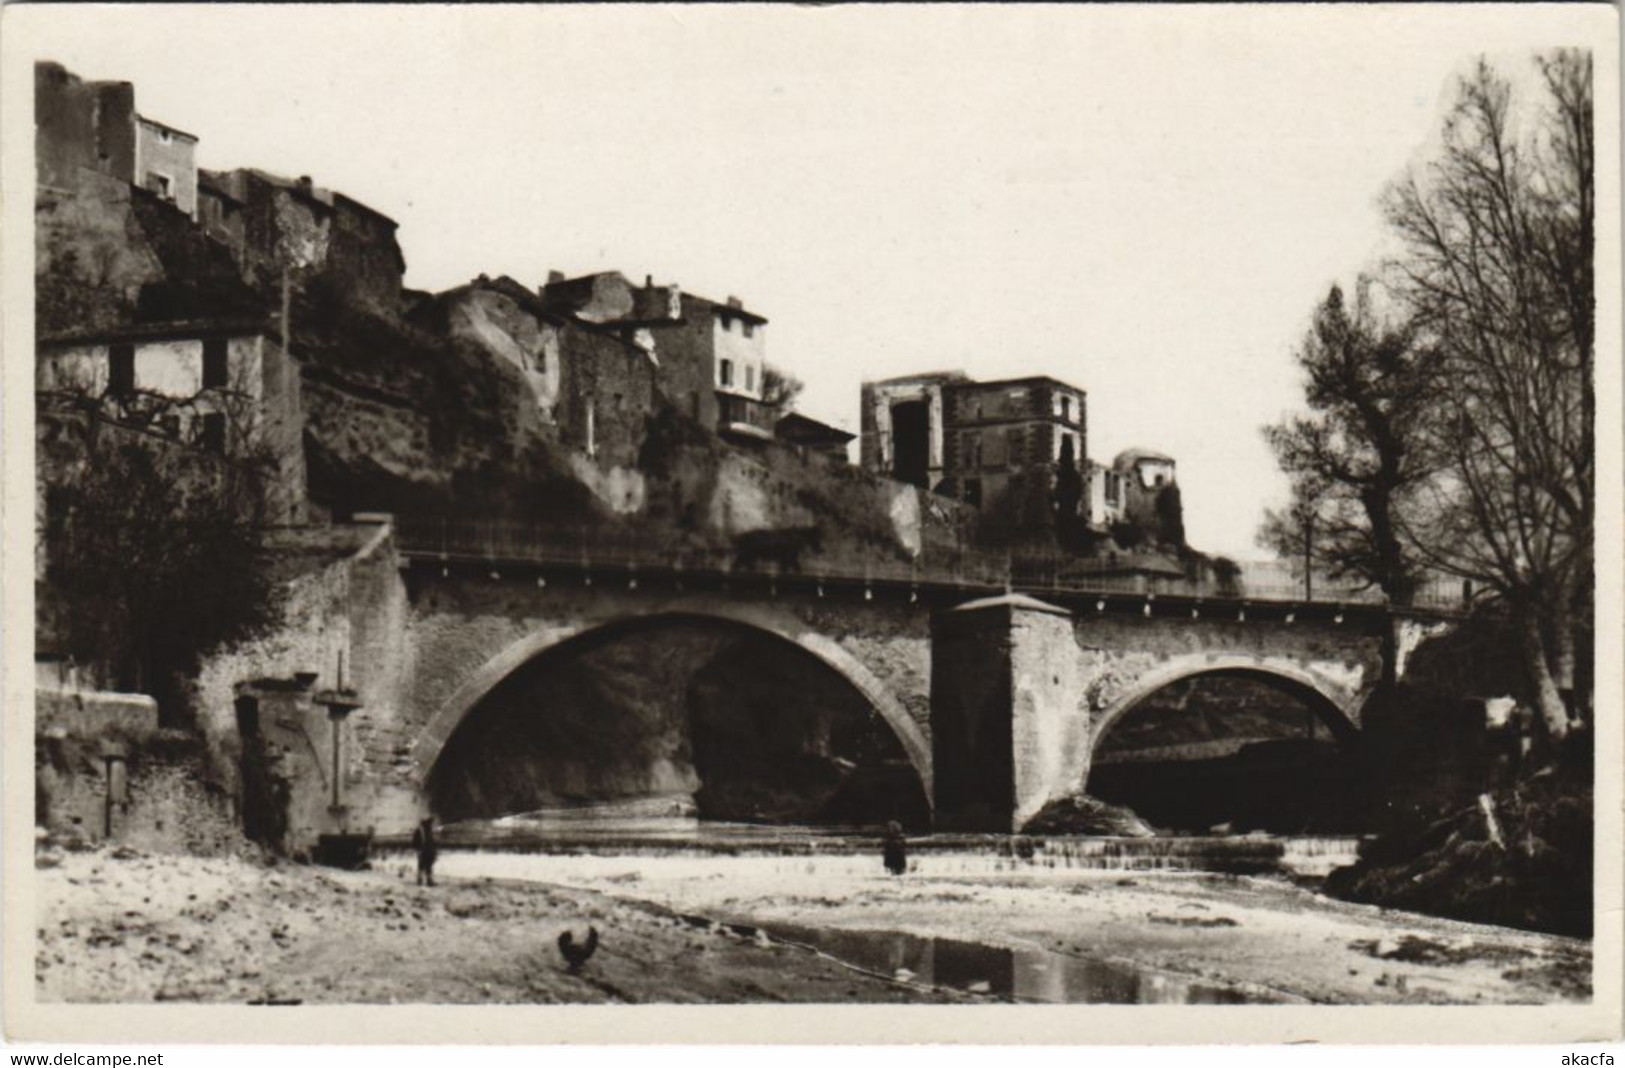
[1303,509,1314,602]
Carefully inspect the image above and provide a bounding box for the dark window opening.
[719,358,734,388]
[199,412,227,453]
[963,478,982,507]
[202,337,229,388]
[109,344,135,394]
[889,400,930,488]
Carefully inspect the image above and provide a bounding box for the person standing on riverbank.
[412,817,438,886]
[882,820,907,876]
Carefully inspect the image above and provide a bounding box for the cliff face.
[292,284,600,522]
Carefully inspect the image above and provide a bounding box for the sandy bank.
[32,848,970,1004]
[421,850,1592,1005]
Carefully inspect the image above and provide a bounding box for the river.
[370,830,1590,1005]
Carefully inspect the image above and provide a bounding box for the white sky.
[11,5,1600,557]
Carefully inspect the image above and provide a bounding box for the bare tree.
[37,361,284,722]
[1383,50,1593,740]
[760,364,804,413]
[1261,281,1437,602]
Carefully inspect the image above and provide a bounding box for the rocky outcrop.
[1021,792,1157,837]
[1323,756,1593,937]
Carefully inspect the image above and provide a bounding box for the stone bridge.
[207,520,1452,849]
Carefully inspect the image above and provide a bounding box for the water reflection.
[769,924,1287,1004]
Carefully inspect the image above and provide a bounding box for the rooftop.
[137,114,199,142]
[1115,447,1175,468]
[775,411,856,445]
[39,316,277,346]
[865,370,971,388]
[947,374,1085,395]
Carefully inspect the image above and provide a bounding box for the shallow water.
[762,923,1292,1004]
[405,825,1362,878]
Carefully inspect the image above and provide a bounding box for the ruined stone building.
[198,169,405,314]
[36,61,200,218]
[861,372,1089,542]
[539,273,778,441]
[860,371,1182,547]
[411,273,659,472]
[859,371,967,491]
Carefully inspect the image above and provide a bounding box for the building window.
[199,412,226,454]
[963,478,982,507]
[109,344,135,394]
[202,337,229,388]
[744,364,755,392]
[1062,396,1074,423]
[1006,427,1024,466]
[146,172,173,201]
[1056,430,1080,462]
[744,322,755,339]
[961,430,982,470]
[719,359,734,388]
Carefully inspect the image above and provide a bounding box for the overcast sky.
[13,5,1598,557]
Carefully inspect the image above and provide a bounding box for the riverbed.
[383,849,1590,1005]
[33,845,1590,1005]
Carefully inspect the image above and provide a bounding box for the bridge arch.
[412,602,934,805]
[1090,655,1363,755]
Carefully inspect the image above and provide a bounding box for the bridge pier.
[930,594,1091,832]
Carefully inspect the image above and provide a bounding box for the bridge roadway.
[390,515,1469,619]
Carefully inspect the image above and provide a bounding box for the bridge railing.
[391,516,1469,611]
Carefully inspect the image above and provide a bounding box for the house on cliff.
[36,61,201,219]
[411,273,658,470]
[424,268,840,468]
[36,317,308,525]
[540,273,778,443]
[774,412,856,462]
[1109,447,1182,546]
[198,169,406,314]
[861,372,1091,543]
[861,370,1183,549]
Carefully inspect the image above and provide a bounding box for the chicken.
[557,926,599,974]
